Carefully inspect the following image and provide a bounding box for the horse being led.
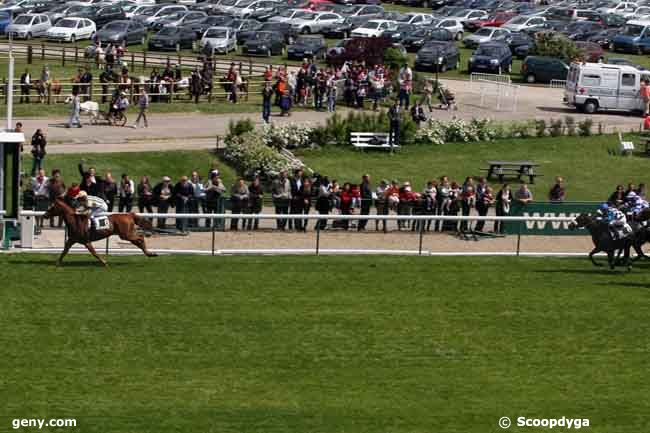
[43,195,157,266]
[569,213,635,271]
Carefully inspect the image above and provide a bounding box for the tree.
[532,31,582,62]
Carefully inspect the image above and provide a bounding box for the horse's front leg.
[57,239,75,266]
[607,251,615,270]
[85,242,107,267]
[589,248,603,267]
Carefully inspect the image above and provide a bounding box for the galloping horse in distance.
[570,213,639,271]
[43,197,157,266]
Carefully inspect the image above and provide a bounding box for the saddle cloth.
[88,216,111,231]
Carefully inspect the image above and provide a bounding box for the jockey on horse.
[595,203,632,240]
[622,191,650,224]
[74,190,108,237]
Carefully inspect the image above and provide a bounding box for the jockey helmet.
[599,203,609,212]
[626,191,638,201]
[74,190,88,200]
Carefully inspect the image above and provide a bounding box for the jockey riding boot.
[90,218,97,239]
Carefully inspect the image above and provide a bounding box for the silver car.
[462,26,510,49]
[4,13,50,39]
[290,11,343,34]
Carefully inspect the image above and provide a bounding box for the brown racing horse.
[43,197,157,266]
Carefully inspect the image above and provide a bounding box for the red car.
[464,12,516,32]
[288,0,334,10]
[575,41,604,63]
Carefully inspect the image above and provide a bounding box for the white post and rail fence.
[3,211,594,257]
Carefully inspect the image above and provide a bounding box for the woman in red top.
[339,182,353,230]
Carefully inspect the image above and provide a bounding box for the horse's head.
[637,207,650,223]
[570,213,592,230]
[42,198,68,220]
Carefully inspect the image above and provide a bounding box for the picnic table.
[639,132,650,156]
[482,160,542,184]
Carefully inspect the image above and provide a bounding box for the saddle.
[89,216,111,231]
[609,224,633,241]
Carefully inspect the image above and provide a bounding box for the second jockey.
[597,203,632,240]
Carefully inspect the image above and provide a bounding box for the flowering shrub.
[415,118,498,145]
[261,123,314,150]
[224,131,301,178]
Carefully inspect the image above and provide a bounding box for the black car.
[237,21,293,44]
[227,18,261,34]
[186,15,234,37]
[507,31,533,54]
[414,40,459,72]
[322,15,371,39]
[565,21,604,41]
[403,27,453,51]
[468,42,512,74]
[586,28,619,50]
[235,21,263,44]
[381,23,416,43]
[241,30,285,56]
[287,35,327,60]
[148,25,197,51]
[520,55,569,83]
[63,4,124,28]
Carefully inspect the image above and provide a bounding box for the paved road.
[3,79,645,155]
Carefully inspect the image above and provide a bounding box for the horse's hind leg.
[607,251,615,270]
[589,248,603,267]
[85,242,107,267]
[129,236,157,257]
[57,239,74,266]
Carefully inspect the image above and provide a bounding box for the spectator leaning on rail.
[174,176,194,232]
[494,183,512,234]
[189,171,206,228]
[118,173,135,212]
[515,182,533,205]
[137,176,154,214]
[272,170,292,230]
[247,176,263,231]
[31,168,49,232]
[549,176,566,203]
[289,169,305,231]
[103,172,117,212]
[230,178,250,231]
[204,174,226,229]
[153,176,173,229]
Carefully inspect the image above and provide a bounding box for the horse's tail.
[131,213,153,231]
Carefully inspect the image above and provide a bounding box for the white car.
[447,9,488,23]
[230,0,278,18]
[290,11,343,34]
[502,15,545,32]
[463,26,510,48]
[624,6,650,18]
[4,13,50,39]
[350,19,395,38]
[268,8,308,24]
[214,0,250,14]
[598,1,637,16]
[137,4,188,26]
[46,17,96,42]
[432,18,464,40]
[200,26,237,53]
[394,12,433,26]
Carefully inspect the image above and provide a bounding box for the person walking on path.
[262,81,273,123]
[388,101,401,148]
[641,79,650,116]
[67,91,82,128]
[134,88,150,128]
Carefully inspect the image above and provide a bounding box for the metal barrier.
[549,79,567,89]
[470,72,512,85]
[476,79,519,112]
[15,211,581,257]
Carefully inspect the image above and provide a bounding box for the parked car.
[394,12,433,26]
[227,18,261,33]
[94,5,126,28]
[464,11,515,32]
[414,40,459,72]
[606,57,646,69]
[237,20,293,44]
[290,11,342,33]
[502,15,546,32]
[447,8,488,24]
[575,41,605,62]
[46,17,96,42]
[337,4,383,18]
[597,1,637,16]
[96,20,146,46]
[380,22,415,43]
[507,31,533,54]
[0,11,12,34]
[350,19,395,38]
[521,55,569,83]
[44,4,73,24]
[186,15,234,37]
[148,25,196,51]
[200,25,237,53]
[468,41,512,74]
[267,8,309,24]
[135,4,187,28]
[4,13,50,39]
[586,28,620,49]
[403,27,454,51]
[325,35,394,66]
[287,34,327,59]
[463,26,510,48]
[613,20,650,53]
[150,10,207,31]
[566,21,605,40]
[230,0,280,20]
[241,30,285,55]
[322,15,371,38]
[431,17,464,40]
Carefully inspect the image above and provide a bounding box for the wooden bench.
[481,160,542,184]
[350,132,399,151]
[619,132,635,156]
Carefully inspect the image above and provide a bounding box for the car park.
[92,5,126,28]
[290,11,342,34]
[597,1,637,16]
[380,22,416,43]
[96,20,146,46]
[612,19,650,53]
[186,15,234,37]
[462,26,510,49]
[44,4,73,24]
[502,15,546,32]
[350,19,395,38]
[464,11,515,32]
[46,17,96,42]
[268,9,309,24]
[135,4,188,28]
[326,36,399,66]
[431,17,464,41]
[394,12,433,26]
[148,25,196,51]
[230,0,279,20]
[150,10,207,31]
[237,20,293,43]
[586,28,620,49]
[468,41,512,74]
[200,25,237,53]
[287,34,327,59]
[336,4,383,18]
[447,9,488,24]
[322,15,371,39]
[241,30,285,55]
[566,21,605,40]
[521,55,569,83]
[414,40,459,72]
[227,18,262,34]
[4,13,50,39]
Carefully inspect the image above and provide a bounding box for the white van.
[564,62,650,113]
